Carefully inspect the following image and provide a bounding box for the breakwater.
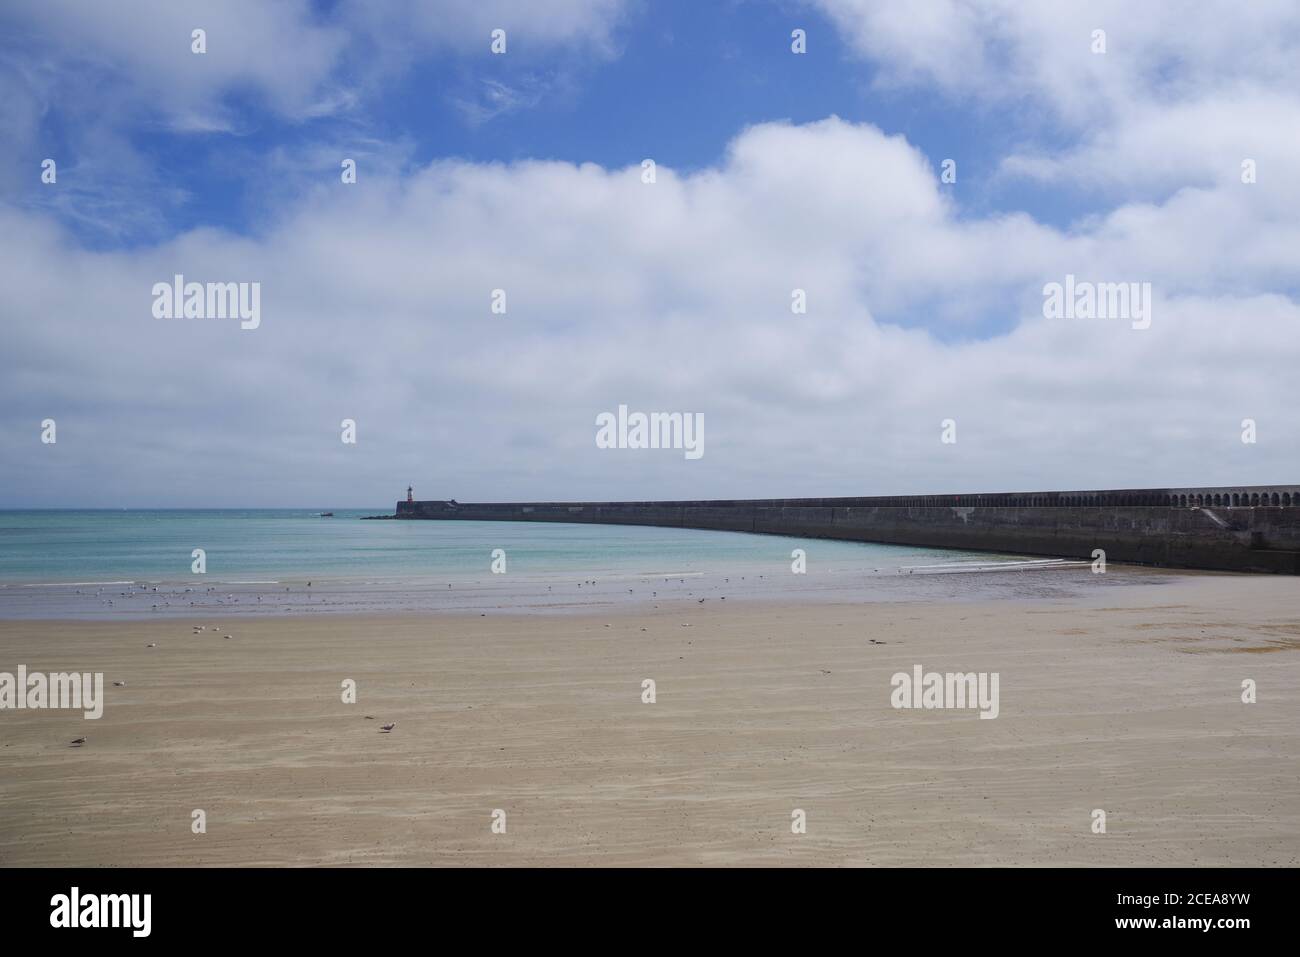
[395,486,1300,573]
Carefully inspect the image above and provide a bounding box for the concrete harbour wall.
[395,486,1300,573]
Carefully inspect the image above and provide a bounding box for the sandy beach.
[1,573,1297,867]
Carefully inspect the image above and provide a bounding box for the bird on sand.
[70,737,87,746]
[380,723,395,732]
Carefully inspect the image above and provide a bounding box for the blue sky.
[10,0,1083,250]
[1,1,1298,507]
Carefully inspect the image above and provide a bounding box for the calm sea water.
[0,509,1148,618]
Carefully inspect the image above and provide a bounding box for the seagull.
[113,681,126,687]
[70,737,86,746]
[146,643,157,648]
[380,723,395,732]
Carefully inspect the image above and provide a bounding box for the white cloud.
[814,0,1300,200]
[3,0,347,124]
[814,0,1300,118]
[2,117,1296,505]
[0,0,634,164]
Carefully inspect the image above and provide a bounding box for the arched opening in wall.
[1285,493,1293,506]
[1231,493,1239,506]
[1272,493,1281,505]
[1251,493,1260,506]
[1212,494,1221,506]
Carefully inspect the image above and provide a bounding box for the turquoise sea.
[0,509,1148,618]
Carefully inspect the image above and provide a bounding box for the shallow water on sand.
[0,509,1174,618]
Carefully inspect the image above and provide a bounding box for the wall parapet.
[393,486,1300,574]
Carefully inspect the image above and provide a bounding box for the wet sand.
[1,574,1297,866]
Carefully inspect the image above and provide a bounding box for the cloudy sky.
[2,0,1298,508]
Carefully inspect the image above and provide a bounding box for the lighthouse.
[406,485,413,503]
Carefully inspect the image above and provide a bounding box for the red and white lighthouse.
[406,485,413,503]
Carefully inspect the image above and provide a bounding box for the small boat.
[319,512,334,517]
